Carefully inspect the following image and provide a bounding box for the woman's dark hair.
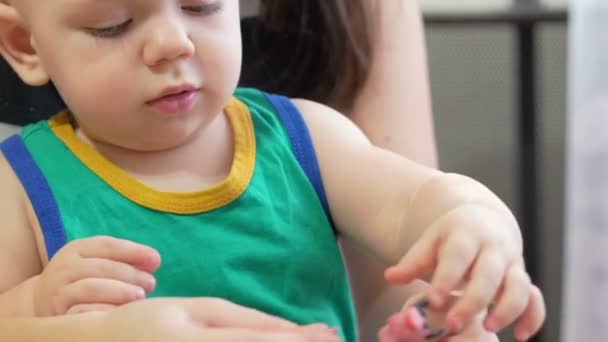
[240,0,373,110]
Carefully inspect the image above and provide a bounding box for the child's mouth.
[148,87,200,114]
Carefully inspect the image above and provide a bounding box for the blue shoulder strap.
[0,135,66,259]
[263,93,332,221]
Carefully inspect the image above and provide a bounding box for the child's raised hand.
[32,236,160,316]
[383,174,545,341]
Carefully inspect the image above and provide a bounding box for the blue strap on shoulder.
[1,135,66,259]
[263,93,332,221]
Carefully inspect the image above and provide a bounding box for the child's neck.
[78,112,234,192]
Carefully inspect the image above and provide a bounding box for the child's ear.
[0,4,49,86]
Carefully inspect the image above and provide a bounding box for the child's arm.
[292,100,441,261]
[0,154,159,317]
[293,99,545,340]
[0,153,44,316]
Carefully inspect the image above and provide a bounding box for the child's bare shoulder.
[0,152,24,209]
[0,153,43,290]
[290,98,370,144]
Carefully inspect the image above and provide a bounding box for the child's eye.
[88,19,132,38]
[183,1,223,16]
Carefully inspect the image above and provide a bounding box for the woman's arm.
[349,0,437,167]
[340,1,438,340]
[0,298,340,341]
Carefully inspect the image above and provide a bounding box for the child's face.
[15,0,242,151]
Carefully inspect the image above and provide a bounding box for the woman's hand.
[92,297,341,342]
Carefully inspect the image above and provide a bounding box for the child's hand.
[384,174,545,341]
[32,236,160,316]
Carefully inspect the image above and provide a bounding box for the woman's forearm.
[350,0,437,167]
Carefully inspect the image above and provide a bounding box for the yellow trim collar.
[49,98,256,214]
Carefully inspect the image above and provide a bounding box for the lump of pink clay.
[378,310,428,342]
[402,307,426,330]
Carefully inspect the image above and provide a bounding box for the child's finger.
[447,249,506,331]
[74,236,161,273]
[513,285,546,341]
[61,278,146,313]
[74,258,157,293]
[483,265,530,333]
[429,233,479,307]
[385,232,438,285]
[445,249,505,332]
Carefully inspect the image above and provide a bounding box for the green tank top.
[1,88,357,341]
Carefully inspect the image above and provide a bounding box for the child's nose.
[142,22,195,67]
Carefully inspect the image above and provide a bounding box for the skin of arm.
[349,0,437,167]
[0,153,44,317]
[295,98,443,265]
[0,314,96,341]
